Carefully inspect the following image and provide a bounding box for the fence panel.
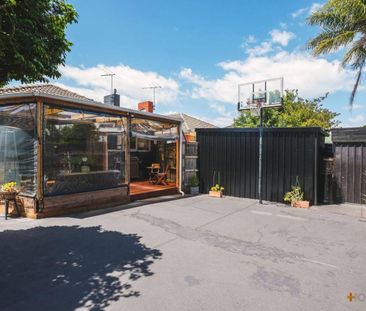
[196,128,325,204]
[331,128,366,204]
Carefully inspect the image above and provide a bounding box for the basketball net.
[249,99,264,117]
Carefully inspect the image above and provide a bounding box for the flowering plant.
[210,184,224,192]
[284,186,304,203]
[1,182,18,193]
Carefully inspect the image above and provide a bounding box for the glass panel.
[131,118,179,140]
[130,117,178,183]
[44,104,126,195]
[130,137,137,151]
[137,139,150,151]
[0,104,37,195]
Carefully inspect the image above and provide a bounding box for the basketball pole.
[237,77,283,205]
[257,81,267,204]
[258,106,263,204]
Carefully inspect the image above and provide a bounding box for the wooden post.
[102,134,108,171]
[36,100,44,211]
[125,116,131,186]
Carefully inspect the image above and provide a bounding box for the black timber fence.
[196,127,326,205]
[329,128,366,204]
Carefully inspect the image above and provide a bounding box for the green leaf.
[234,90,340,129]
[308,0,366,107]
[0,0,78,87]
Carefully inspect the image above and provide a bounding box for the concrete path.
[1,196,366,311]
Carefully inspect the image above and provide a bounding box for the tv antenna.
[101,73,116,95]
[142,85,162,106]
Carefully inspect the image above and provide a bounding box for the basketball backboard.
[237,77,284,111]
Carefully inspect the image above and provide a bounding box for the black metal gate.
[196,127,325,205]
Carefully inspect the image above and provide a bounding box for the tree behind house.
[234,90,340,129]
[0,0,78,86]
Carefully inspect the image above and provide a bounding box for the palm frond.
[342,37,366,68]
[308,0,366,31]
[308,0,366,108]
[309,31,356,55]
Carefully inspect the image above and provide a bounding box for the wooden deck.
[130,181,177,200]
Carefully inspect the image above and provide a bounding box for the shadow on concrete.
[0,226,162,311]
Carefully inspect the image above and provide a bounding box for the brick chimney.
[138,101,154,113]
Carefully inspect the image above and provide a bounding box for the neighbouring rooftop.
[168,113,217,133]
[0,84,94,102]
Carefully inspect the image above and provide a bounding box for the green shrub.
[284,186,304,203]
[188,175,199,187]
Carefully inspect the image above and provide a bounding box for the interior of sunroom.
[129,117,179,200]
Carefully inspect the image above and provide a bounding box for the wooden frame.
[0,93,182,217]
[36,100,44,212]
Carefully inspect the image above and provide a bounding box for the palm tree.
[308,0,366,107]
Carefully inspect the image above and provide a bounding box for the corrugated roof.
[0,84,94,101]
[168,113,217,132]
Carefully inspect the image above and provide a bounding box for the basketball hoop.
[249,104,261,117]
[237,77,284,206]
[237,77,284,113]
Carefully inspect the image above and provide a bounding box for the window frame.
[0,102,38,197]
[42,102,128,196]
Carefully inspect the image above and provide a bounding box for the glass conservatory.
[0,85,182,218]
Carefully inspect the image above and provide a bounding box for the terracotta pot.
[291,200,310,208]
[209,191,223,198]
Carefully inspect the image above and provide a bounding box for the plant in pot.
[283,184,310,208]
[0,181,18,200]
[209,184,224,198]
[188,175,200,195]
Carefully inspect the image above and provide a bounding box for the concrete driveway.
[1,196,366,311]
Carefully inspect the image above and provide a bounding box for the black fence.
[330,128,366,204]
[196,128,326,205]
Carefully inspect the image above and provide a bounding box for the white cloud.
[240,35,257,51]
[343,114,366,127]
[57,64,180,109]
[196,114,233,128]
[246,41,273,56]
[245,35,256,45]
[291,7,309,18]
[269,29,296,46]
[292,2,323,18]
[309,3,323,14]
[180,50,356,104]
[207,103,236,127]
[343,104,365,111]
[242,29,295,57]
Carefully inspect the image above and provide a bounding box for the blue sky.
[54,0,366,127]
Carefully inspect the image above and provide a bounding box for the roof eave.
[0,92,182,124]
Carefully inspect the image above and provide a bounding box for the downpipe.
[178,125,185,196]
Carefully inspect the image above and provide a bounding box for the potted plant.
[283,185,310,208]
[209,184,224,198]
[188,175,200,195]
[0,181,18,200]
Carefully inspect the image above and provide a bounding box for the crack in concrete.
[129,212,303,264]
